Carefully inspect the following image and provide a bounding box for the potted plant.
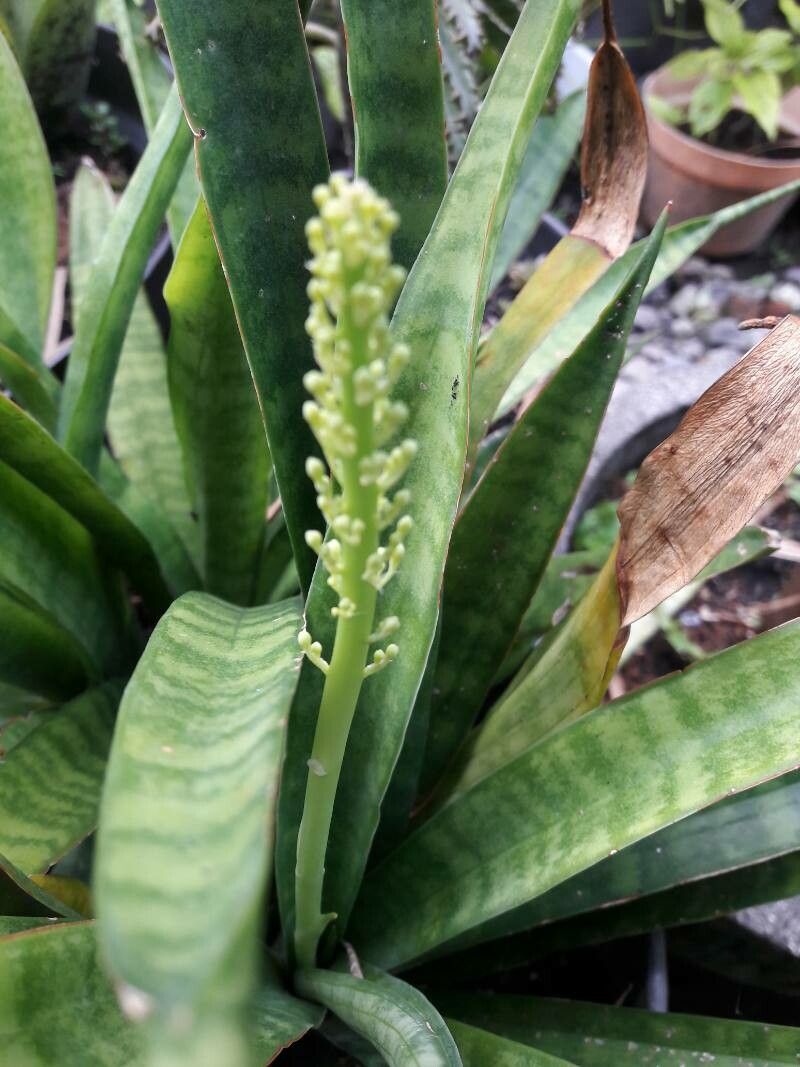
[642,0,800,255]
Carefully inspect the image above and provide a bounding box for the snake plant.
[1,1,800,1064]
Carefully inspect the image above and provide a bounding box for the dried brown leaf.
[617,315,800,627]
[572,0,648,259]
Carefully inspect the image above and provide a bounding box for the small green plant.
[1,1,800,1065]
[653,0,800,140]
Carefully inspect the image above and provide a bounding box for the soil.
[618,490,800,696]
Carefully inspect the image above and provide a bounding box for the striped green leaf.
[277,0,582,957]
[296,963,461,1067]
[420,212,666,792]
[490,90,586,293]
[417,768,800,979]
[165,199,271,605]
[340,0,447,269]
[351,621,800,969]
[499,178,800,417]
[0,460,135,677]
[58,87,193,475]
[108,0,198,242]
[95,593,302,1066]
[449,1020,575,1067]
[440,995,800,1065]
[0,922,323,1067]
[0,916,59,935]
[70,162,199,562]
[0,683,120,876]
[0,392,189,611]
[156,0,330,592]
[0,30,55,364]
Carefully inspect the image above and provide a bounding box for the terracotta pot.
[641,67,800,257]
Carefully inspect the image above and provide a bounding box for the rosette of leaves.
[1,1,800,1065]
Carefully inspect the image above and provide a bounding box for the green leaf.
[69,162,199,561]
[0,916,59,935]
[0,460,136,678]
[498,180,800,416]
[0,588,90,700]
[420,213,666,791]
[689,77,734,138]
[19,0,96,117]
[277,0,582,954]
[448,1020,575,1067]
[340,0,447,269]
[665,47,718,81]
[0,855,84,920]
[0,922,145,1066]
[0,31,55,362]
[0,392,185,611]
[780,0,800,34]
[733,69,781,140]
[490,90,586,293]
[0,683,120,875]
[351,621,800,969]
[0,342,58,429]
[0,921,323,1066]
[95,593,302,1066]
[420,768,800,977]
[165,199,271,605]
[296,963,462,1067]
[108,0,198,242]
[704,0,746,50]
[58,86,193,475]
[440,995,800,1065]
[156,0,330,593]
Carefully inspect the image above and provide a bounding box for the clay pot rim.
[642,68,800,189]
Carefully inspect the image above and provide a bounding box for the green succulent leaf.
[95,592,302,1067]
[58,86,193,475]
[498,179,800,416]
[440,995,800,1065]
[0,461,136,678]
[0,393,190,611]
[352,621,800,969]
[0,921,323,1066]
[165,199,271,606]
[108,0,198,242]
[420,211,667,792]
[340,0,448,269]
[155,0,330,593]
[296,962,462,1067]
[0,342,58,429]
[0,588,91,700]
[69,162,199,564]
[0,683,120,876]
[490,90,586,293]
[0,30,55,363]
[448,1020,576,1066]
[277,0,582,955]
[418,768,800,979]
[17,0,96,117]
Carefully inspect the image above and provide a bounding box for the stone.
[783,265,800,285]
[670,317,696,339]
[769,281,800,312]
[702,318,755,351]
[633,304,663,333]
[670,283,700,317]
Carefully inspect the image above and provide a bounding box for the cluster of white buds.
[298,175,416,680]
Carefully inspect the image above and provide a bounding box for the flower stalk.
[293,176,415,969]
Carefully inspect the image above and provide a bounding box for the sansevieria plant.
[1,0,800,1064]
